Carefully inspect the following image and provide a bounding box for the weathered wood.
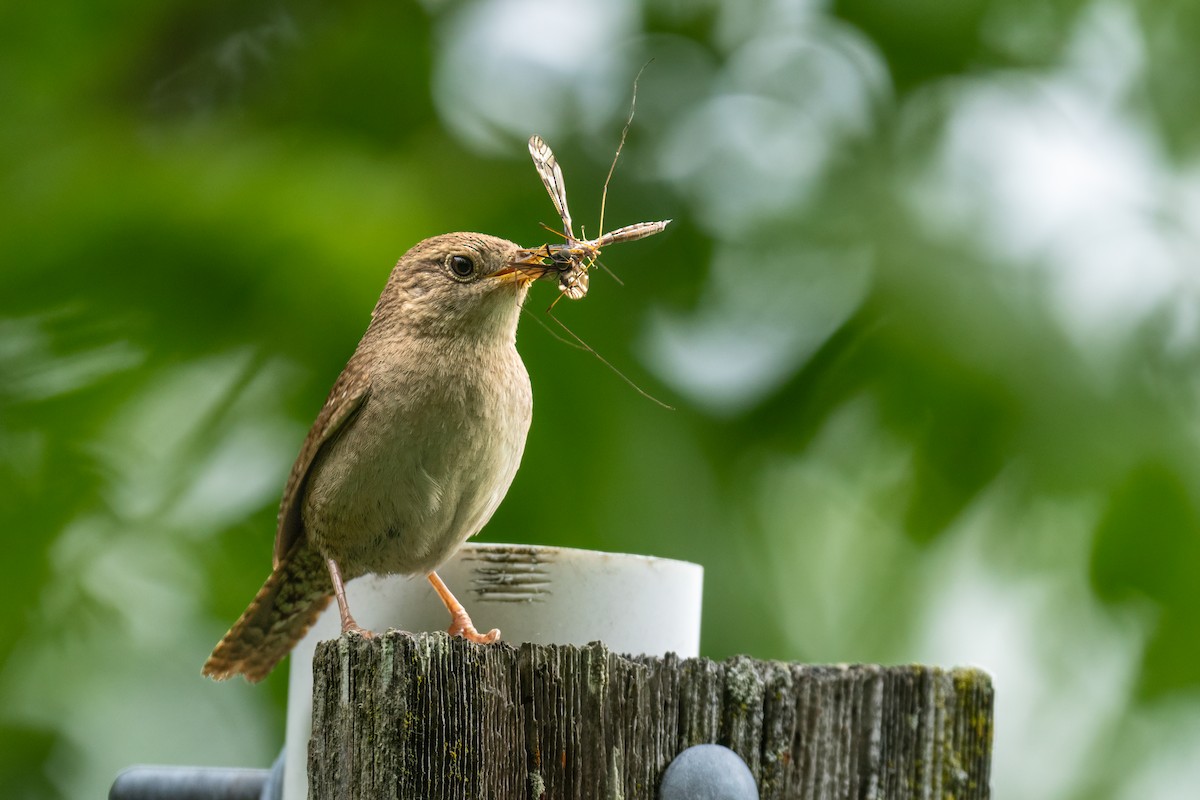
[309,632,992,799]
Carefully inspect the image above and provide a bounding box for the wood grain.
[309,632,992,799]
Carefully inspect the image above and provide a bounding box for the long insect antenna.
[538,221,570,241]
[592,258,624,286]
[547,310,674,410]
[520,305,589,350]
[598,60,651,239]
[547,292,569,312]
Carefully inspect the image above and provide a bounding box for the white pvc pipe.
[282,543,703,800]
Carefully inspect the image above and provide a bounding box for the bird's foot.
[341,620,374,639]
[446,610,500,644]
[328,557,373,638]
[428,570,500,644]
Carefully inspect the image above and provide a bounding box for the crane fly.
[507,67,675,410]
[521,134,670,301]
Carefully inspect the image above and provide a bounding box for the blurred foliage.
[2,0,1200,798]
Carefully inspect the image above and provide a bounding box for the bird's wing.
[272,360,371,567]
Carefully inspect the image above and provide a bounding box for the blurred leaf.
[1091,462,1200,697]
[832,0,1087,90]
[0,723,62,800]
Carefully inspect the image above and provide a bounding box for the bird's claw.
[447,611,500,644]
[342,622,375,639]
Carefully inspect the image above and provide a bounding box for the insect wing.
[528,135,574,240]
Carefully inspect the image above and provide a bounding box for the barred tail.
[203,543,332,683]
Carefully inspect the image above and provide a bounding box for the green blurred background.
[3,0,1199,797]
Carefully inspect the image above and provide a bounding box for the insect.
[525,134,670,301]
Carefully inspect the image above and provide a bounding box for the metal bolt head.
[660,744,758,800]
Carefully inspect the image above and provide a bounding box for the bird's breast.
[302,341,532,577]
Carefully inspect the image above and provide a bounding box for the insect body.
[525,134,669,300]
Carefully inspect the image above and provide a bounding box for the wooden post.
[309,632,993,799]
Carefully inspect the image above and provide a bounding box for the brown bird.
[203,233,554,682]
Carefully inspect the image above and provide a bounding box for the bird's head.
[370,232,555,342]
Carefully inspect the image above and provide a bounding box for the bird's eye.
[448,254,475,281]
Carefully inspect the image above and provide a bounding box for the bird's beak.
[488,247,559,285]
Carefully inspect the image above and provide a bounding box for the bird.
[202,232,554,682]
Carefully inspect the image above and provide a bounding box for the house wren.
[203,232,555,682]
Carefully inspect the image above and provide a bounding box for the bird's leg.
[326,558,372,638]
[427,571,500,644]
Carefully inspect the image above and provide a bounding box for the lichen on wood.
[309,632,992,799]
